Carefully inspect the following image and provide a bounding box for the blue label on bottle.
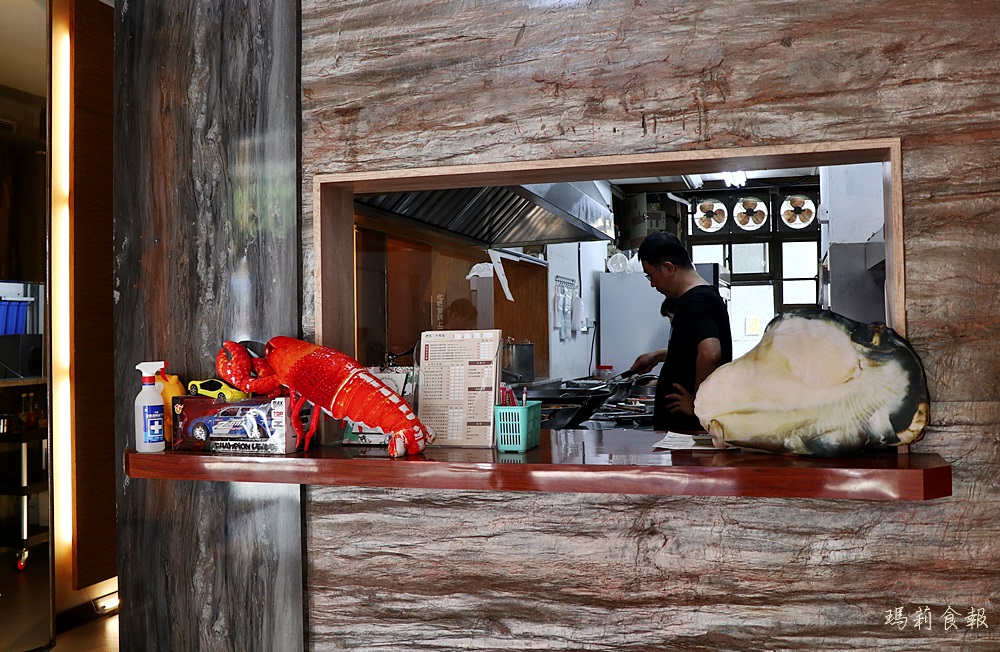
[143,404,165,444]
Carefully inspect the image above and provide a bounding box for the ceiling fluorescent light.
[681,174,703,189]
[723,170,747,188]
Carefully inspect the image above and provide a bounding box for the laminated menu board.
[416,329,501,448]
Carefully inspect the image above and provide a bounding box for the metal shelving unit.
[0,410,49,571]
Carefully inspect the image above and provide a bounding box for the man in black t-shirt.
[628,232,733,432]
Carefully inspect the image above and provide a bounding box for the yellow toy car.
[187,378,249,402]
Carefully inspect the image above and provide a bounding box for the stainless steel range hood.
[354,180,615,248]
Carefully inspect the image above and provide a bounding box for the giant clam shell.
[694,309,929,456]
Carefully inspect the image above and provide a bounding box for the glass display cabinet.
[0,1,55,649]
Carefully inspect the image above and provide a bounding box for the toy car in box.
[172,396,294,454]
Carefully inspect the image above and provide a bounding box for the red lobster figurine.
[216,336,434,457]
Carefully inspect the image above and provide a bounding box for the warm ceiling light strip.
[51,15,72,563]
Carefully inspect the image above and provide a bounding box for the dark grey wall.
[114,1,301,649]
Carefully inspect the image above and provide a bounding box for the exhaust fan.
[781,194,816,229]
[694,198,728,233]
[734,196,768,231]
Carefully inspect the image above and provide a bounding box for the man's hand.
[629,349,666,376]
[665,383,695,416]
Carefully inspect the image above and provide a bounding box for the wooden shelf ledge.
[125,429,951,501]
[0,377,48,389]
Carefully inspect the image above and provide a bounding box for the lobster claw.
[216,341,283,396]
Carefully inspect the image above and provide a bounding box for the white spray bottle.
[134,361,167,452]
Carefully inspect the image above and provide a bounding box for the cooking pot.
[503,342,535,382]
[628,375,658,399]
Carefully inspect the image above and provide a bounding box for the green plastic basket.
[494,400,542,452]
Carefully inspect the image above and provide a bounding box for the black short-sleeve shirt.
[654,285,732,432]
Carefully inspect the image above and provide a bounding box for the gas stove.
[583,399,655,430]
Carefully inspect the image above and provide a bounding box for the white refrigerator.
[597,272,671,377]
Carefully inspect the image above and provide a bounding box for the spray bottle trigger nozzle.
[136,361,166,378]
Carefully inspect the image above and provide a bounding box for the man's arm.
[694,337,723,390]
[666,337,722,417]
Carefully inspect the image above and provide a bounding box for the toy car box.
[172,396,294,454]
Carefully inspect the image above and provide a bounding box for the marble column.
[114,1,301,649]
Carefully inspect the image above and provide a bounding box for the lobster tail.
[386,423,436,458]
[324,366,435,457]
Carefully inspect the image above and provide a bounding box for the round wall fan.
[734,196,768,231]
[780,194,816,229]
[694,199,728,233]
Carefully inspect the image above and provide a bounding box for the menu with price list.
[416,329,501,448]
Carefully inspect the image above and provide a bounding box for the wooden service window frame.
[315,138,904,346]
[313,137,906,446]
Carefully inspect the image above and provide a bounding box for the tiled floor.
[54,614,119,652]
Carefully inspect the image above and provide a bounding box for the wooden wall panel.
[385,239,432,358]
[492,260,549,379]
[114,0,302,649]
[70,0,116,590]
[301,1,1000,649]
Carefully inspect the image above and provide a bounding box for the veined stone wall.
[301,1,1000,650]
[114,1,302,649]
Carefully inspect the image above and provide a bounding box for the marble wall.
[301,1,1000,649]
[114,1,301,649]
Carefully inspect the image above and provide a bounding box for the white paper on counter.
[651,431,717,450]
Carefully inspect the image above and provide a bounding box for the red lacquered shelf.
[125,429,952,501]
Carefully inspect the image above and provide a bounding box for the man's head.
[637,231,693,269]
[638,231,693,297]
